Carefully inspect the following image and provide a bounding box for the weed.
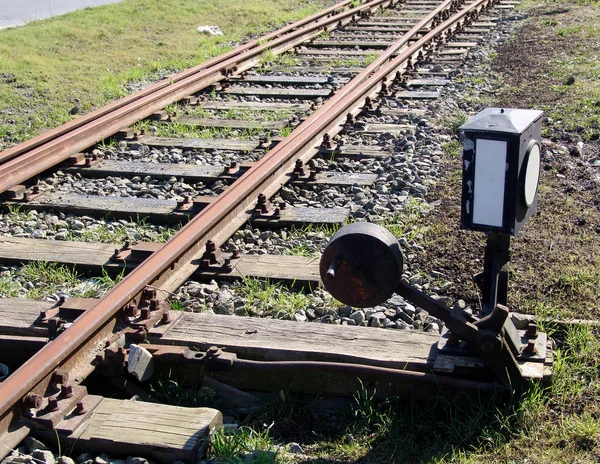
[0,0,327,149]
[234,277,310,319]
[171,300,185,311]
[210,425,277,463]
[364,51,379,65]
[439,111,469,132]
[278,126,292,138]
[150,374,216,407]
[442,140,462,157]
[92,267,126,291]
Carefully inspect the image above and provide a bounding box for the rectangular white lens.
[473,139,506,227]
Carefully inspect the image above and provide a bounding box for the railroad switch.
[320,108,550,389]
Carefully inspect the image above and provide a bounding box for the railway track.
[0,0,553,460]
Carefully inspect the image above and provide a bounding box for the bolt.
[140,307,151,320]
[223,258,233,272]
[525,323,538,338]
[32,185,40,194]
[272,208,281,219]
[40,310,48,320]
[279,202,287,210]
[58,295,66,305]
[524,340,537,355]
[232,250,241,259]
[124,303,136,317]
[206,346,222,357]
[161,312,171,324]
[52,370,69,386]
[47,397,60,412]
[150,298,160,311]
[206,240,217,252]
[60,384,74,399]
[123,240,131,250]
[23,393,43,410]
[74,401,87,415]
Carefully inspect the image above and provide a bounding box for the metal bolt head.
[524,339,537,355]
[60,384,74,399]
[75,401,87,415]
[525,322,538,338]
[52,370,69,386]
[23,393,43,410]
[47,397,60,412]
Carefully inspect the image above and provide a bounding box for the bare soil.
[417,3,600,320]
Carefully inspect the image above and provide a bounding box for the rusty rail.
[0,0,394,194]
[0,0,496,453]
[0,0,356,166]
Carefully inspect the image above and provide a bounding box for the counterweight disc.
[319,223,404,308]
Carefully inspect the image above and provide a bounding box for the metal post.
[481,233,510,315]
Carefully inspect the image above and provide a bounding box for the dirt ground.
[418,1,600,320]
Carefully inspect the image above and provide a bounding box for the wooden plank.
[68,160,226,182]
[297,48,376,57]
[444,41,479,48]
[224,86,331,99]
[414,69,451,77]
[0,236,123,272]
[302,171,378,186]
[352,23,414,30]
[368,16,421,22]
[309,40,391,49]
[397,90,439,99]
[378,108,428,117]
[252,206,349,227]
[200,101,312,112]
[198,254,321,285]
[344,26,422,33]
[12,194,345,226]
[0,298,51,337]
[438,49,468,56]
[330,33,401,41]
[63,397,222,462]
[407,78,451,87]
[175,117,288,131]
[134,136,261,151]
[153,312,438,371]
[277,66,363,74]
[361,123,414,133]
[16,193,188,223]
[328,145,392,159]
[231,75,331,85]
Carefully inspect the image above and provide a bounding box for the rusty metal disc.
[320,223,403,308]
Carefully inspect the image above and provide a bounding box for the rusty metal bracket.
[144,344,236,372]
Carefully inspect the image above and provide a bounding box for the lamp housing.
[459,108,543,236]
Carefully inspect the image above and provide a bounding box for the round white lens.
[524,143,540,207]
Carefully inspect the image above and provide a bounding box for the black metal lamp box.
[459,108,543,236]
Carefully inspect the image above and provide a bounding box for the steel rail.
[0,0,494,450]
[0,0,355,165]
[0,0,394,194]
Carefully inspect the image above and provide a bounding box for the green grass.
[0,261,113,299]
[438,111,469,133]
[201,325,597,462]
[210,425,279,464]
[234,277,311,319]
[0,0,328,149]
[381,198,430,242]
